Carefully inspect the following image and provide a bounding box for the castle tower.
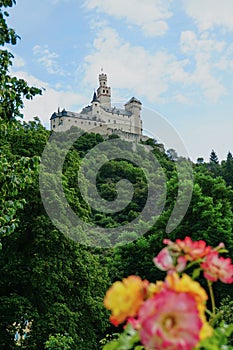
[124,97,142,135]
[97,73,111,108]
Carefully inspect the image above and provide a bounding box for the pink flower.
[201,252,233,283]
[138,289,202,350]
[164,236,211,262]
[175,237,211,261]
[153,248,187,272]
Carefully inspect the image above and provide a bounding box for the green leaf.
[192,267,201,280]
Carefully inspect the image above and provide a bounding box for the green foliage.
[102,324,144,350]
[0,0,18,45]
[106,152,233,304]
[99,333,120,347]
[209,150,219,164]
[194,323,233,350]
[101,313,233,350]
[0,294,35,349]
[210,296,233,345]
[1,113,233,349]
[0,123,42,246]
[0,0,43,242]
[45,333,75,350]
[0,1,42,121]
[221,152,233,186]
[0,122,110,349]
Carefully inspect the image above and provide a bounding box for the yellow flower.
[104,275,148,326]
[147,280,164,297]
[198,304,213,339]
[165,272,207,303]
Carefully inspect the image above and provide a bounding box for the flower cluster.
[103,237,233,350]
[154,236,233,284]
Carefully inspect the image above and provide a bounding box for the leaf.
[192,267,201,280]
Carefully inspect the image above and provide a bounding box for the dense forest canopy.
[0,1,233,349]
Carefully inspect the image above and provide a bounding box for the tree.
[210,150,219,164]
[208,150,220,177]
[0,0,43,245]
[107,157,233,307]
[0,0,41,121]
[196,157,204,165]
[222,152,233,186]
[166,148,178,161]
[0,122,110,349]
[0,5,110,349]
[45,334,75,350]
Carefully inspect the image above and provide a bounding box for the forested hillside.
[0,1,233,349]
[1,118,233,349]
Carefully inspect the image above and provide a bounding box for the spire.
[91,91,100,103]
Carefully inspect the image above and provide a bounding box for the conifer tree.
[223,151,233,186]
[208,150,220,177]
[209,149,219,164]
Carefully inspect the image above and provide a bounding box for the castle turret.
[91,91,101,117]
[124,97,142,135]
[97,73,111,108]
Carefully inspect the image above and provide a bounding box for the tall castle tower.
[125,97,142,135]
[97,73,111,108]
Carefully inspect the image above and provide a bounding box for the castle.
[50,73,148,142]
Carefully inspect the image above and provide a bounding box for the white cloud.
[178,31,226,101]
[173,93,191,104]
[82,26,227,104]
[183,0,233,32]
[12,70,88,127]
[33,45,65,76]
[180,31,225,54]
[84,0,173,36]
[82,27,178,103]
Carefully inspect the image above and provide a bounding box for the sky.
[6,0,233,161]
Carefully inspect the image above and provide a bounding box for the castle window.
[68,119,71,122]
[94,122,97,126]
[95,103,97,106]
[53,125,55,128]
[75,120,77,123]
[106,90,108,93]
[81,121,83,124]
[103,89,105,93]
[89,121,91,124]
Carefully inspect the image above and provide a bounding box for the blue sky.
[7,0,233,161]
